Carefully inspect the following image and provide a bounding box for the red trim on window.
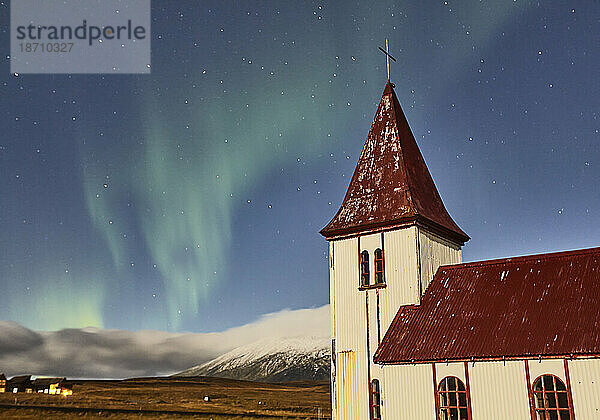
[381,232,385,262]
[357,236,362,287]
[564,359,576,420]
[376,288,381,345]
[436,376,470,420]
[380,231,385,273]
[525,360,536,420]
[358,283,387,291]
[463,362,473,420]
[531,374,573,419]
[370,379,382,420]
[432,363,440,420]
[374,249,384,283]
[360,250,370,287]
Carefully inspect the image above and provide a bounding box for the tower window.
[370,379,381,420]
[360,250,370,286]
[374,248,384,284]
[532,375,572,420]
[438,376,470,420]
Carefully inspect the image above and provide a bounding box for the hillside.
[177,336,331,382]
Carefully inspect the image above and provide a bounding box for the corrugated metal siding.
[418,228,462,292]
[435,362,466,384]
[359,232,381,255]
[568,359,600,418]
[330,225,467,418]
[382,364,436,420]
[469,361,530,420]
[376,247,600,363]
[528,358,565,383]
[337,351,360,419]
[331,237,369,418]
[368,289,380,367]
[380,227,419,333]
[329,241,337,420]
[333,237,363,351]
[358,232,382,356]
[330,241,336,338]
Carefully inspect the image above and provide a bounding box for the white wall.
[435,361,467,385]
[375,358,600,420]
[418,228,462,293]
[568,358,600,418]
[330,237,369,418]
[329,226,463,419]
[329,226,600,420]
[469,361,530,420]
[528,358,565,384]
[382,363,436,420]
[379,227,419,334]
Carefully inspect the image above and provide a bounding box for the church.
[320,80,600,420]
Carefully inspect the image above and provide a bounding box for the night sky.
[1,1,598,334]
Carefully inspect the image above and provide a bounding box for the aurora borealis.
[1,1,599,334]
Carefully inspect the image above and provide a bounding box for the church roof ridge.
[441,246,600,271]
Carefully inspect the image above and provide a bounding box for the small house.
[0,373,6,393]
[32,377,67,395]
[59,381,73,396]
[7,375,32,393]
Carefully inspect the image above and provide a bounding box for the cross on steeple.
[378,39,396,81]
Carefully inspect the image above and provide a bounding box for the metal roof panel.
[374,247,600,363]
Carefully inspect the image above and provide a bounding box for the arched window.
[438,376,470,420]
[360,250,370,286]
[532,375,572,420]
[370,379,381,420]
[374,248,384,284]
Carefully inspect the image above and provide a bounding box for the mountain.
[176,336,331,382]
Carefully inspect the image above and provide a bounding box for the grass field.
[0,376,331,419]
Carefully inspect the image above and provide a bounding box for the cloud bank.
[0,305,329,379]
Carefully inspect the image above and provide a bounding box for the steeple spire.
[320,82,469,244]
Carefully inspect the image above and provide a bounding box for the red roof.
[320,81,468,243]
[374,247,600,364]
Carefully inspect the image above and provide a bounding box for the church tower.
[321,81,469,419]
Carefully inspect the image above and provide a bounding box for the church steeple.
[320,81,469,245]
[324,79,467,420]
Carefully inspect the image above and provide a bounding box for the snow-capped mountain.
[176,336,331,382]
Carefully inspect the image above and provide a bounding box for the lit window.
[360,250,370,286]
[370,379,381,420]
[374,248,384,284]
[438,376,470,420]
[532,375,572,420]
